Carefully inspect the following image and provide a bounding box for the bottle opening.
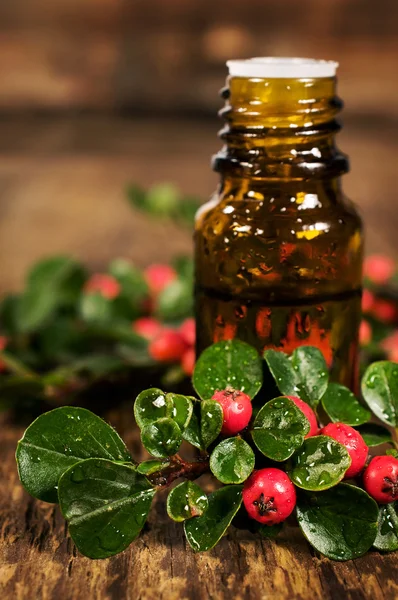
[227,57,338,79]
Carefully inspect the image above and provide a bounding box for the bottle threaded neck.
[213,59,348,180]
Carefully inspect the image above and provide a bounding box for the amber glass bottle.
[195,58,363,389]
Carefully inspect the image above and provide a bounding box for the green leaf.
[200,400,223,448]
[252,396,310,461]
[210,438,254,484]
[134,389,172,429]
[167,393,194,431]
[184,485,243,552]
[80,293,114,323]
[263,350,297,396]
[58,458,155,559]
[296,484,378,560]
[182,401,202,450]
[386,449,398,458]
[288,435,351,491]
[108,259,148,307]
[356,423,393,447]
[17,256,85,332]
[16,407,131,503]
[166,481,208,522]
[374,503,398,552]
[193,340,263,400]
[321,383,371,426]
[258,523,283,539]
[136,459,170,475]
[264,346,329,409]
[140,418,182,458]
[361,361,398,427]
[155,279,193,321]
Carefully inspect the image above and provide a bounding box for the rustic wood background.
[0,1,397,598]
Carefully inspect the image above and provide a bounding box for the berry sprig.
[16,341,398,561]
[0,255,194,411]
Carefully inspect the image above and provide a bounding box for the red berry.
[0,335,8,373]
[320,423,368,478]
[286,396,318,438]
[243,468,296,525]
[148,329,187,363]
[212,388,252,436]
[359,320,372,346]
[364,255,395,285]
[133,317,163,340]
[84,274,120,300]
[145,264,177,295]
[179,318,195,346]
[362,289,375,314]
[181,348,196,376]
[373,299,397,324]
[363,455,398,504]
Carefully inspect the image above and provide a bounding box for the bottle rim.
[226,57,338,79]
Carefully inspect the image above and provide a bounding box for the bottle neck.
[212,76,349,181]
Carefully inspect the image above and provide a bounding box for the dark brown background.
[0,0,397,294]
[0,3,398,598]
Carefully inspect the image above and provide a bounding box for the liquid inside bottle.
[195,58,363,390]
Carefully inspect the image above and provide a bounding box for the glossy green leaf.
[167,393,194,431]
[288,435,351,491]
[296,484,379,560]
[136,459,170,476]
[166,481,208,522]
[264,346,328,409]
[356,423,393,447]
[210,438,254,484]
[321,383,371,426]
[252,396,310,461]
[200,400,223,448]
[182,401,202,450]
[16,407,131,503]
[361,361,398,427]
[58,458,155,559]
[373,503,398,552]
[16,256,86,333]
[184,485,243,552]
[134,389,172,429]
[193,340,263,400]
[263,350,297,397]
[140,417,182,458]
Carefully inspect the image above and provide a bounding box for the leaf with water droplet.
[210,437,254,484]
[184,485,243,552]
[361,361,398,427]
[321,383,370,426]
[140,417,182,458]
[296,484,378,560]
[16,406,132,503]
[134,388,172,429]
[356,423,393,447]
[58,458,155,559]
[166,481,208,522]
[136,459,170,476]
[166,393,194,431]
[288,435,351,491]
[200,400,223,448]
[264,346,328,409]
[373,503,398,552]
[193,340,263,400]
[252,396,310,461]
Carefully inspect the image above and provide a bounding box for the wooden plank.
[1,407,398,600]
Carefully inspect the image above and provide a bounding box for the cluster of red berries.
[211,388,398,526]
[84,264,196,375]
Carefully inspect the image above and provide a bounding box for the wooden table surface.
[0,115,397,600]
